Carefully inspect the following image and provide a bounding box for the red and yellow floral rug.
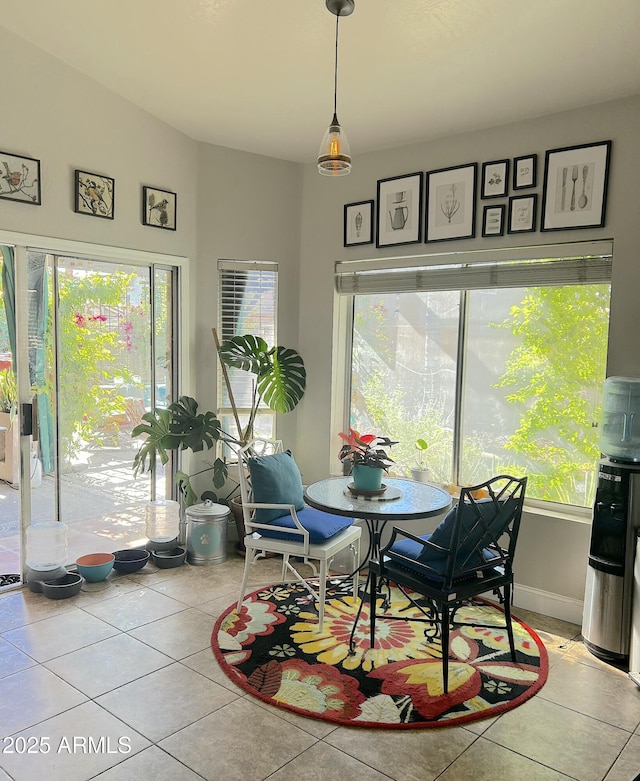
[211,578,548,728]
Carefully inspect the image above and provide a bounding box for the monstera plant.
[132,332,306,507]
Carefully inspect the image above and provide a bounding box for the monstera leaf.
[168,396,222,452]
[218,335,306,414]
[131,407,180,477]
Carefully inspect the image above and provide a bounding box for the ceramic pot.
[352,464,383,491]
[410,467,430,484]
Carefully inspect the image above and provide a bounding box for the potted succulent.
[410,437,430,483]
[132,331,306,548]
[338,428,398,491]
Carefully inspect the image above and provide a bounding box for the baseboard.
[512,583,584,626]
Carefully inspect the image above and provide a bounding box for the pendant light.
[317,0,354,177]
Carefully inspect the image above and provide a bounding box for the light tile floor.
[0,550,639,781]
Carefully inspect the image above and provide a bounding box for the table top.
[304,476,452,521]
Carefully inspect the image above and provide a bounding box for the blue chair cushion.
[389,533,499,581]
[259,506,354,544]
[248,450,305,523]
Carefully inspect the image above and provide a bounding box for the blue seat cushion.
[388,533,499,582]
[258,506,355,544]
[248,450,305,523]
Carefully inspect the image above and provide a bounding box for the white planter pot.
[410,467,431,484]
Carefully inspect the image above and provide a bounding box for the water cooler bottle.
[582,377,640,663]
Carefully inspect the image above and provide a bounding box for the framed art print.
[425,162,477,242]
[481,159,509,199]
[508,194,537,234]
[74,170,114,219]
[513,154,537,190]
[541,140,611,231]
[0,150,41,205]
[344,199,374,246]
[482,204,505,237]
[143,186,177,230]
[376,172,423,247]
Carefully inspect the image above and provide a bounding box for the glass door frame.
[0,229,191,578]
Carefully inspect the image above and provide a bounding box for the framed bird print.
[74,170,114,219]
[142,186,177,230]
[0,150,41,205]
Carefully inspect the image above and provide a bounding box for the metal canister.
[184,500,230,565]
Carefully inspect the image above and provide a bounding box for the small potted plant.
[410,437,430,483]
[338,428,398,491]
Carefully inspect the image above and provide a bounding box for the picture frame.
[508,194,537,234]
[142,186,177,230]
[0,150,41,205]
[344,199,374,246]
[513,154,537,190]
[482,204,506,237]
[425,162,477,242]
[376,172,423,248]
[481,159,509,199]
[541,140,611,231]
[74,170,114,219]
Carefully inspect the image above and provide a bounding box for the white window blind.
[217,260,278,410]
[335,241,613,295]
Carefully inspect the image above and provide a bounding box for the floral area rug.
[212,578,548,728]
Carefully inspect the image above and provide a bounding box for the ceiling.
[2,0,639,164]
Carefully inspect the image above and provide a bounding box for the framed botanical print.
[541,140,611,231]
[344,199,374,246]
[376,172,423,247]
[508,194,537,233]
[74,170,114,219]
[481,159,509,199]
[142,186,177,230]
[482,204,505,237]
[513,154,537,190]
[0,150,41,205]
[425,162,477,242]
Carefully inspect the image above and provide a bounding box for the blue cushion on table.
[259,506,354,544]
[248,450,305,523]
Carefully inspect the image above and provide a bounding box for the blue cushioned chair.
[236,439,361,631]
[368,474,527,693]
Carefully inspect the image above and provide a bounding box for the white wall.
[296,94,640,619]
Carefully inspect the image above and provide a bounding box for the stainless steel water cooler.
[582,459,640,662]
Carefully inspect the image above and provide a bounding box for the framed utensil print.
[481,159,509,199]
[425,163,477,242]
[482,204,505,237]
[344,200,374,246]
[0,150,41,205]
[513,154,537,190]
[376,172,423,248]
[142,186,177,230]
[74,170,114,219]
[508,194,537,234]
[541,140,611,231]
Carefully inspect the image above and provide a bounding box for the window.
[217,260,278,443]
[336,242,612,509]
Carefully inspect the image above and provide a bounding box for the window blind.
[335,241,613,295]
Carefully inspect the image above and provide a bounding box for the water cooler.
[582,377,640,663]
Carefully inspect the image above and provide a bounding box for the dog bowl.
[145,537,179,553]
[151,546,187,569]
[112,549,150,574]
[41,573,83,600]
[76,553,115,582]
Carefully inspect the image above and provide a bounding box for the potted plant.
[132,331,306,548]
[0,368,18,483]
[338,428,398,491]
[410,437,430,483]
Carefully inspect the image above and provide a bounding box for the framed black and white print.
[0,150,41,205]
[541,140,611,231]
[74,170,114,219]
[425,163,477,242]
[344,200,374,246]
[508,194,537,234]
[481,159,509,199]
[513,154,537,190]
[143,186,177,230]
[376,172,423,248]
[482,204,505,237]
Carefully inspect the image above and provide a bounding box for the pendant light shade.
[317,0,354,177]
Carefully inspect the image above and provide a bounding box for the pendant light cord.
[333,12,340,117]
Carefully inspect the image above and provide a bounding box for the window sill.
[523,501,591,525]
